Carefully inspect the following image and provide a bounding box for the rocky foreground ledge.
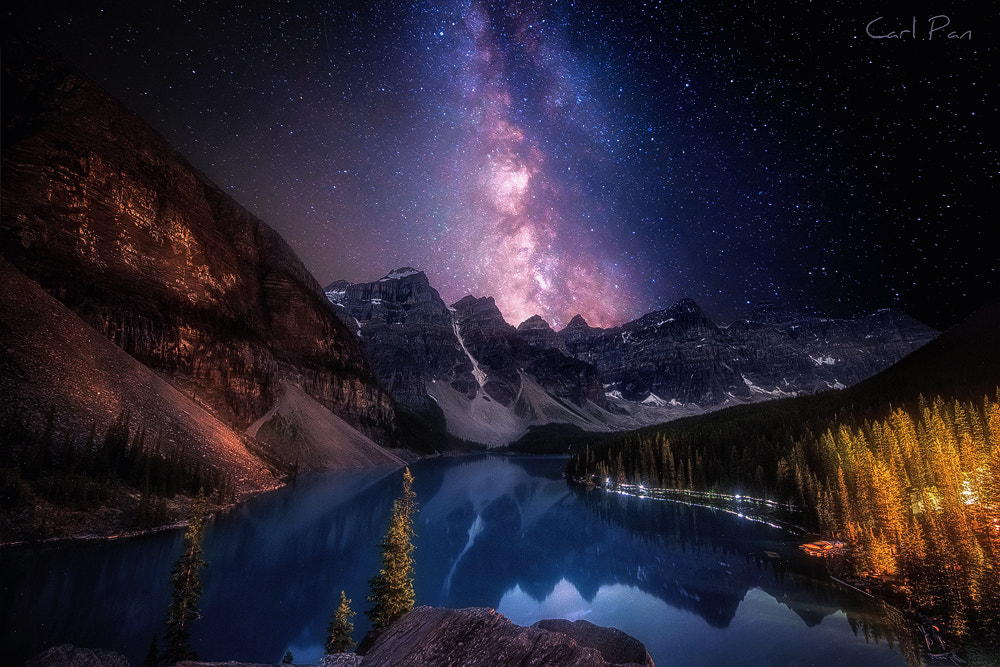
[26,607,653,667]
[344,606,654,667]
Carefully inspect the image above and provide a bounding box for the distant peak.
[517,314,553,332]
[670,298,703,313]
[379,267,425,281]
[564,314,590,329]
[324,279,353,292]
[452,294,484,309]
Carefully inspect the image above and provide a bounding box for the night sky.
[7,1,996,330]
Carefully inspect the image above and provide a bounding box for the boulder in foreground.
[357,606,653,666]
[23,644,128,667]
[532,618,654,666]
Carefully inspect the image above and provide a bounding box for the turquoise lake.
[1,455,910,665]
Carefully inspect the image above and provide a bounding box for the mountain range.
[0,35,940,510]
[327,269,937,447]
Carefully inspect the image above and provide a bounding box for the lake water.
[1,455,911,666]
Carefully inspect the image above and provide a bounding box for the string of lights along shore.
[9,1,995,329]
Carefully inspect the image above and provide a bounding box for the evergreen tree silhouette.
[325,590,356,654]
[162,492,209,663]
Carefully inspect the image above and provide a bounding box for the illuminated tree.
[325,590,355,654]
[366,468,417,629]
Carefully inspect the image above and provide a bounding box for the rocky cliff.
[552,299,938,407]
[0,38,406,542]
[328,267,937,446]
[1,39,397,455]
[327,270,612,446]
[327,269,475,415]
[451,295,607,410]
[0,256,279,500]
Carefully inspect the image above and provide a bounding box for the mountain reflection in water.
[0,455,909,666]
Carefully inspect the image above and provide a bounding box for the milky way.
[420,0,641,327]
[7,1,996,329]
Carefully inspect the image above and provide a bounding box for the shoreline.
[0,477,286,549]
[0,454,430,549]
[568,475,978,666]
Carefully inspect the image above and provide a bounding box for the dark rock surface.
[327,271,608,446]
[327,269,476,414]
[328,266,937,446]
[316,654,364,667]
[531,619,654,667]
[450,295,606,410]
[357,606,653,667]
[551,298,938,406]
[1,39,397,456]
[23,644,128,667]
[517,314,570,354]
[168,609,653,667]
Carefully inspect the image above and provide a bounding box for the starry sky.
[7,1,996,330]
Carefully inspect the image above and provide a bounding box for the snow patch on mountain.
[638,392,686,407]
[809,354,836,366]
[641,392,668,406]
[453,317,487,388]
[741,374,798,399]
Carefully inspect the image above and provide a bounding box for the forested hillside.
[567,305,1000,653]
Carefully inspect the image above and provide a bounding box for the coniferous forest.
[567,390,1000,656]
[0,408,235,540]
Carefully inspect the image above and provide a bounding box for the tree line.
[568,391,1000,643]
[1,407,234,532]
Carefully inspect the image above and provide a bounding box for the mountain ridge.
[327,267,938,447]
[1,36,396,444]
[1,38,405,539]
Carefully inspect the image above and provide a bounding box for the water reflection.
[1,466,401,665]
[415,456,909,666]
[500,581,904,667]
[1,455,911,666]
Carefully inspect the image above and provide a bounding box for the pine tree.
[366,468,417,629]
[141,633,161,667]
[325,590,356,654]
[162,492,209,663]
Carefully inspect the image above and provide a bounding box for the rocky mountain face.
[328,268,937,446]
[451,295,607,409]
[551,299,939,407]
[0,256,281,500]
[1,41,398,480]
[327,270,611,446]
[327,269,475,415]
